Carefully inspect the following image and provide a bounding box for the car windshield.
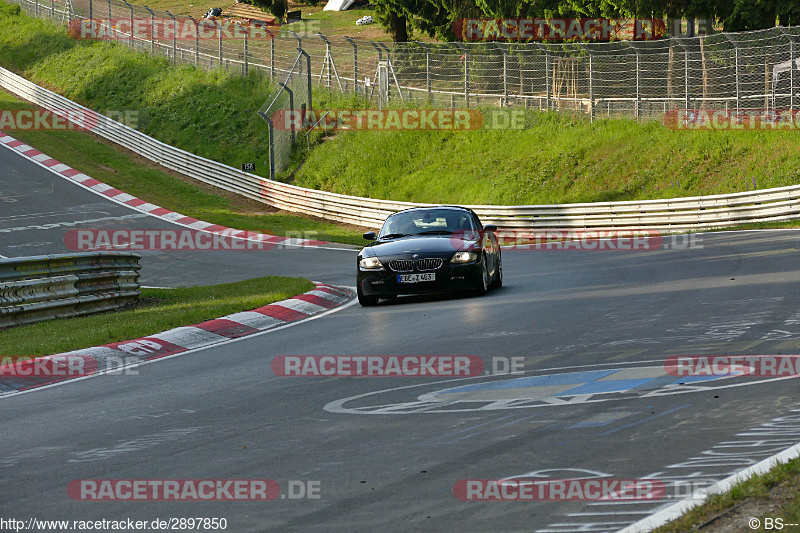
[379,209,478,238]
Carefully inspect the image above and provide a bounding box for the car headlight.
[359,256,384,269]
[451,251,478,263]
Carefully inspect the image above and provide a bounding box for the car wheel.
[474,254,490,296]
[490,252,503,288]
[357,285,379,306]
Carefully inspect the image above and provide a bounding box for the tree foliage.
[370,0,800,41]
[250,0,287,20]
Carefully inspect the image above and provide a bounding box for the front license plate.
[397,273,435,283]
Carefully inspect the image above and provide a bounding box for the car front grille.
[388,260,414,272]
[388,258,443,272]
[416,258,443,271]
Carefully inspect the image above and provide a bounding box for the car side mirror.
[483,224,497,232]
[363,231,377,240]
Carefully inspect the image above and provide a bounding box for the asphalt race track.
[2,141,800,532]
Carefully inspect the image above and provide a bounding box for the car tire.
[490,251,503,288]
[357,285,379,306]
[474,254,490,296]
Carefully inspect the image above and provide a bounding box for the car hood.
[362,236,477,258]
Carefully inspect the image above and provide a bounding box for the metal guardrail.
[0,252,141,328]
[1,65,800,231]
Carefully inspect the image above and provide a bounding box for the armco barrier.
[1,65,800,231]
[0,252,141,328]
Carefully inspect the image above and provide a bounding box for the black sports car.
[356,206,502,306]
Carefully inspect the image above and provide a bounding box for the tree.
[374,1,410,41]
[250,0,287,20]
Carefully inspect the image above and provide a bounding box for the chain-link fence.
[258,45,311,179]
[10,0,800,176]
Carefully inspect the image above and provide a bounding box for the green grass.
[4,1,800,213]
[0,276,314,356]
[656,457,800,532]
[293,109,800,205]
[0,89,365,244]
[0,1,275,178]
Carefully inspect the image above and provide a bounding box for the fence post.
[789,37,794,111]
[279,83,295,145]
[416,41,431,102]
[778,28,795,110]
[685,48,690,110]
[89,0,92,25]
[722,34,740,111]
[344,36,357,92]
[289,30,301,77]
[244,23,250,75]
[464,47,470,105]
[271,31,275,78]
[50,0,53,21]
[107,0,111,24]
[188,16,199,67]
[301,49,313,110]
[318,33,332,87]
[628,41,641,119]
[789,37,794,110]
[369,41,384,104]
[379,42,397,100]
[676,41,690,111]
[585,46,594,122]
[455,43,469,105]
[259,111,276,180]
[166,11,177,64]
[144,6,155,55]
[540,44,551,110]
[493,42,508,106]
[121,0,133,48]
[218,18,223,67]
